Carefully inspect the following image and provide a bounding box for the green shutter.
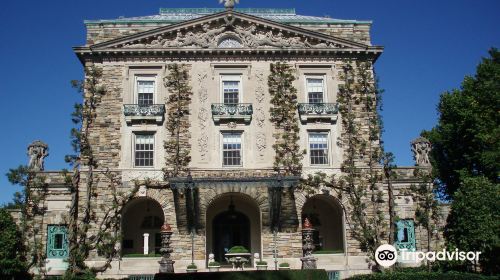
[394,219,416,251]
[47,225,69,259]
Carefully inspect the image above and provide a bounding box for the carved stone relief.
[197,71,209,161]
[411,137,432,167]
[120,21,344,50]
[256,132,267,157]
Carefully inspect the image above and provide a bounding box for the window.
[47,225,69,259]
[309,132,329,165]
[221,76,241,104]
[135,134,154,167]
[306,77,325,104]
[395,219,416,251]
[136,77,156,106]
[222,133,242,166]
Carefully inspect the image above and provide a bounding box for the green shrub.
[346,271,500,280]
[122,253,161,258]
[256,260,267,265]
[208,261,220,267]
[228,246,249,254]
[187,263,197,269]
[279,262,290,267]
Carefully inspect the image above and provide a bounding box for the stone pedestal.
[143,233,149,255]
[301,218,317,269]
[158,224,175,273]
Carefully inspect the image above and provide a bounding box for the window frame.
[395,219,417,251]
[220,75,243,104]
[221,131,243,167]
[134,75,157,105]
[304,75,327,104]
[133,133,155,168]
[308,131,331,166]
[46,225,69,259]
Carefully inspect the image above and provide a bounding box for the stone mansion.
[18,3,445,279]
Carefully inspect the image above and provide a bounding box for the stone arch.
[300,193,345,253]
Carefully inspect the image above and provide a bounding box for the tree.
[0,208,28,279]
[444,176,500,274]
[423,48,500,197]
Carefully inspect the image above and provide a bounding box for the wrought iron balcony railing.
[298,103,339,122]
[211,103,253,124]
[123,104,165,124]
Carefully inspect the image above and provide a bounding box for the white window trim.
[134,75,157,104]
[133,132,156,169]
[304,74,327,103]
[220,74,243,103]
[307,131,331,166]
[220,131,244,168]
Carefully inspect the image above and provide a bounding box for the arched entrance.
[302,195,344,253]
[206,193,261,262]
[121,197,164,256]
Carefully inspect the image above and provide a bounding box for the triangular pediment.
[90,11,370,50]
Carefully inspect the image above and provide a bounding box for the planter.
[208,266,220,272]
[186,268,197,273]
[256,264,268,270]
[225,252,252,270]
[279,266,290,270]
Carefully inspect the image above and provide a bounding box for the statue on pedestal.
[27,140,49,171]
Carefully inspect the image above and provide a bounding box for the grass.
[312,249,344,254]
[154,269,329,280]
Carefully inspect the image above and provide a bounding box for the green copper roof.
[85,8,371,26]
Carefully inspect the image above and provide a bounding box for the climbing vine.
[65,66,138,276]
[7,166,48,276]
[298,62,387,269]
[268,62,304,176]
[163,64,192,179]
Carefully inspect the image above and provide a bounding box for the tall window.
[306,77,325,104]
[222,133,242,166]
[137,79,155,106]
[395,219,416,251]
[135,134,154,167]
[309,132,329,165]
[222,78,241,104]
[47,225,69,259]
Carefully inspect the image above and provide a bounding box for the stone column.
[159,223,175,273]
[301,218,317,269]
[143,233,149,255]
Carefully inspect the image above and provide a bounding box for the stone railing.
[123,104,165,124]
[211,103,253,124]
[297,103,338,122]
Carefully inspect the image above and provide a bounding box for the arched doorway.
[206,193,261,262]
[302,195,344,253]
[121,198,164,256]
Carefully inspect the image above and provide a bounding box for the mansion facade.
[21,5,445,279]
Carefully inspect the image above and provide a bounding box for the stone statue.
[27,140,49,171]
[411,137,431,166]
[220,0,239,10]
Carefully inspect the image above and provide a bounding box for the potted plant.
[256,260,268,270]
[279,262,290,270]
[208,261,221,272]
[225,246,251,270]
[186,263,197,273]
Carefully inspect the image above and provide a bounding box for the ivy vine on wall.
[268,62,304,176]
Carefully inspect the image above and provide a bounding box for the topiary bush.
[256,260,267,265]
[227,246,249,254]
[279,262,290,267]
[208,261,220,267]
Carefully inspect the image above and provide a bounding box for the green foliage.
[256,260,267,265]
[445,176,500,274]
[228,246,249,253]
[163,63,193,178]
[187,263,197,269]
[122,253,161,258]
[154,270,329,280]
[346,271,499,280]
[279,262,290,267]
[423,48,500,198]
[208,261,220,266]
[0,209,28,278]
[268,62,304,176]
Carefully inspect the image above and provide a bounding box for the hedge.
[346,272,500,280]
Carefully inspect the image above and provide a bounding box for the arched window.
[218,37,243,48]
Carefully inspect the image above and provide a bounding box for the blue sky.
[0,0,498,204]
